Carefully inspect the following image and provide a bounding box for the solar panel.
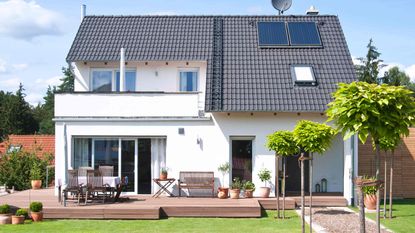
[257,22,289,46]
[287,22,321,46]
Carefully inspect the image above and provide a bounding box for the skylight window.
[291,65,317,86]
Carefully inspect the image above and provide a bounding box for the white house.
[55,10,357,203]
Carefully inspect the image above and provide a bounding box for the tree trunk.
[276,155,280,219]
[301,153,305,233]
[389,150,394,219]
[309,153,313,233]
[383,152,387,219]
[283,156,286,219]
[375,143,381,233]
[358,185,366,233]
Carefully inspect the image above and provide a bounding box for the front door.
[285,153,309,195]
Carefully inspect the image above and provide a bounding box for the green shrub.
[361,176,378,195]
[15,208,28,218]
[29,202,43,212]
[0,204,10,214]
[30,161,42,180]
[0,150,52,190]
[243,181,255,191]
[230,177,243,190]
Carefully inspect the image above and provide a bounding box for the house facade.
[55,13,357,203]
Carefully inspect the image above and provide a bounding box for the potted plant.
[217,162,230,199]
[243,181,255,198]
[362,176,378,210]
[160,167,168,180]
[229,177,243,199]
[258,168,272,198]
[30,162,43,189]
[0,204,11,224]
[30,202,43,222]
[12,209,28,225]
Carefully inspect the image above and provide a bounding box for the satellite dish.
[271,0,292,15]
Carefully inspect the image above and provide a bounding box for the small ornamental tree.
[293,120,336,233]
[266,130,299,219]
[327,82,415,233]
[379,136,400,219]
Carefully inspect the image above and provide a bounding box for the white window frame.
[90,68,137,92]
[291,65,317,86]
[177,68,200,92]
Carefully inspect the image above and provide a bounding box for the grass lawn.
[0,210,304,233]
[352,199,415,233]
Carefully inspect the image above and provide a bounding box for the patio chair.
[99,165,114,176]
[62,170,82,207]
[78,167,94,177]
[85,172,109,204]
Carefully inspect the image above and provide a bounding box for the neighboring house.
[359,128,415,198]
[0,135,55,160]
[55,9,357,203]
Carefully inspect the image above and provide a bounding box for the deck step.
[44,207,160,220]
[292,197,348,207]
[161,205,261,218]
[258,198,296,210]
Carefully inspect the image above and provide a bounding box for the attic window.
[291,65,317,86]
[7,145,22,153]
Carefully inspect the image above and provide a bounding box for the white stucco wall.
[55,112,347,197]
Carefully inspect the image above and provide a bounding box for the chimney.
[81,4,86,22]
[306,6,319,15]
[119,48,126,92]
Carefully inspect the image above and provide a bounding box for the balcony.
[55,92,203,118]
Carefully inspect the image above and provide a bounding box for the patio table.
[78,176,121,188]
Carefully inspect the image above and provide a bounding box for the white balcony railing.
[55,92,202,118]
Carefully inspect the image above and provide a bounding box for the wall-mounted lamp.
[155,71,159,77]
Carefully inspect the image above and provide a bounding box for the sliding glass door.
[121,140,136,192]
[72,137,166,194]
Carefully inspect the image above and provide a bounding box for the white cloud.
[405,65,415,81]
[25,92,43,106]
[0,0,63,40]
[0,58,29,73]
[0,77,22,89]
[35,75,62,87]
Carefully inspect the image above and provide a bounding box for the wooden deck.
[0,188,347,219]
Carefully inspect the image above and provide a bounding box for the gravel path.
[302,207,391,233]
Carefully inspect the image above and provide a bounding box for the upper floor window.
[179,70,198,92]
[91,69,136,92]
[116,71,136,92]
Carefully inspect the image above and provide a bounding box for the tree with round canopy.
[327,81,415,233]
[266,130,299,219]
[293,120,336,233]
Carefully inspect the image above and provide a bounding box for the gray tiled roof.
[67,15,356,112]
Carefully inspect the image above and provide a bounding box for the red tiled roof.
[0,135,55,159]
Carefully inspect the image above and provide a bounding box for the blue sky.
[0,0,414,105]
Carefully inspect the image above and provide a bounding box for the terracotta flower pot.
[229,189,240,199]
[160,173,168,180]
[12,216,25,225]
[259,187,270,198]
[31,212,43,222]
[364,194,377,210]
[244,189,254,198]
[0,214,11,224]
[31,180,42,189]
[217,187,229,199]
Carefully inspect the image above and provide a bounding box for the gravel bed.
[304,207,391,233]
